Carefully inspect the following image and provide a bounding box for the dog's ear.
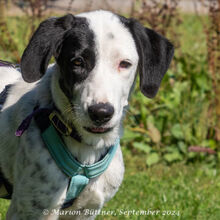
[124,18,174,98]
[21,14,75,83]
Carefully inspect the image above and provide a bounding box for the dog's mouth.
[84,126,113,134]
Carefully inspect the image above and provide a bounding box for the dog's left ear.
[21,14,75,83]
[124,18,174,98]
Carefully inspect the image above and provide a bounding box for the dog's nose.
[88,103,114,125]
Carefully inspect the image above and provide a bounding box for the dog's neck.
[36,64,121,165]
[62,136,110,165]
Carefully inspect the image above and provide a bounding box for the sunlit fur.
[0,10,173,220]
[0,11,138,219]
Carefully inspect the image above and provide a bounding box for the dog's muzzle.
[85,102,115,134]
[88,103,114,126]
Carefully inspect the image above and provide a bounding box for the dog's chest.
[62,136,125,203]
[65,145,125,211]
[21,129,124,210]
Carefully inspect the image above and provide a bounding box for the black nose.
[88,103,114,125]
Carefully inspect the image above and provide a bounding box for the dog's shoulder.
[2,64,56,111]
[0,67,21,93]
[2,80,36,110]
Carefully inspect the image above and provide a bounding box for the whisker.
[124,108,133,116]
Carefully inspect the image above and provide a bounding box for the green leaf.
[165,146,178,153]
[146,153,160,167]
[182,124,192,142]
[164,152,183,162]
[217,152,220,160]
[122,129,141,141]
[188,152,197,159]
[202,139,217,149]
[171,124,184,139]
[195,74,209,90]
[133,142,151,153]
[140,104,148,123]
[178,141,187,154]
[146,115,155,125]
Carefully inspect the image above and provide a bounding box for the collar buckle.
[49,111,72,136]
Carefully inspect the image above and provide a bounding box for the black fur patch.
[0,85,12,110]
[56,19,96,99]
[21,14,96,100]
[40,174,49,184]
[118,15,174,98]
[31,199,45,210]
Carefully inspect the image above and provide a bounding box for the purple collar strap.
[0,60,18,68]
[15,108,52,137]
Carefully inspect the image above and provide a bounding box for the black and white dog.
[0,10,174,219]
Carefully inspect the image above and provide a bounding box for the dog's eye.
[71,57,84,67]
[119,60,132,69]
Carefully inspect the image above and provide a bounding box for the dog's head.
[21,11,174,146]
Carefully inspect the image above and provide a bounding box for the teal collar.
[41,124,119,208]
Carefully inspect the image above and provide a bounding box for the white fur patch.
[68,11,139,147]
[0,67,21,93]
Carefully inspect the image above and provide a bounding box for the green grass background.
[97,150,220,220]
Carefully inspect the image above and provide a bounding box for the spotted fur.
[0,10,174,219]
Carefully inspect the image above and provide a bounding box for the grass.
[0,200,9,220]
[1,149,220,220]
[96,149,220,220]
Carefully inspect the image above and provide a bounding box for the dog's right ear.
[21,14,75,83]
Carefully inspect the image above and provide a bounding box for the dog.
[0,10,174,219]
